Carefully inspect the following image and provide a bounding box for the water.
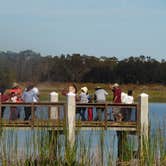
[149,103,166,130]
[0,103,166,164]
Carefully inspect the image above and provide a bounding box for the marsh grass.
[0,124,166,166]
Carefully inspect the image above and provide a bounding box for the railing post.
[138,93,149,158]
[66,92,76,147]
[139,93,149,139]
[31,103,35,127]
[104,103,108,129]
[49,92,59,120]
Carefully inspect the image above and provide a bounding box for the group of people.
[0,82,39,120]
[0,82,134,121]
[67,83,134,122]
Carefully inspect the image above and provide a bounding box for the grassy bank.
[21,82,166,103]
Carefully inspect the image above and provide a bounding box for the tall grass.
[0,124,166,165]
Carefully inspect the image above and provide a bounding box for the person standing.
[94,86,108,121]
[79,86,89,121]
[110,83,122,121]
[31,84,40,118]
[124,90,134,121]
[9,82,22,100]
[110,83,128,162]
[22,85,38,120]
[32,85,39,102]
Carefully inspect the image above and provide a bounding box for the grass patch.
[18,82,166,102]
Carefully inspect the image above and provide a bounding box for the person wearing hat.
[110,83,122,121]
[94,86,108,121]
[77,86,90,121]
[10,82,22,97]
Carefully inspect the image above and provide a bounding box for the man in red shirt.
[110,83,122,121]
[112,83,122,103]
[110,83,126,161]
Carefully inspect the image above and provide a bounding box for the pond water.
[0,103,166,164]
[149,103,166,130]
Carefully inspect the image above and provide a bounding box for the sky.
[0,0,166,60]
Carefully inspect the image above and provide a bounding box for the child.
[10,92,18,120]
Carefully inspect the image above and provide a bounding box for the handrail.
[1,101,137,106]
[77,102,137,107]
[1,101,66,106]
[0,101,138,129]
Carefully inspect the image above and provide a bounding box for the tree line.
[0,50,166,88]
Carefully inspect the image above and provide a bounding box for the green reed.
[0,123,166,166]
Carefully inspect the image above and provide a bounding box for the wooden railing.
[0,101,138,130]
[0,102,65,127]
[76,103,138,129]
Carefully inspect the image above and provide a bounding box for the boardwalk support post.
[66,92,76,147]
[50,92,59,119]
[139,93,149,138]
[49,92,59,159]
[138,93,149,158]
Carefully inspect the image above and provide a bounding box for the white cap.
[112,83,119,88]
[33,87,39,95]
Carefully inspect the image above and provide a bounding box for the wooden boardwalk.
[0,102,138,131]
[0,93,149,162]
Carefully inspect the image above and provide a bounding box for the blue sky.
[0,0,166,60]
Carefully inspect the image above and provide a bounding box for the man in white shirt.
[124,90,134,121]
[32,86,39,102]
